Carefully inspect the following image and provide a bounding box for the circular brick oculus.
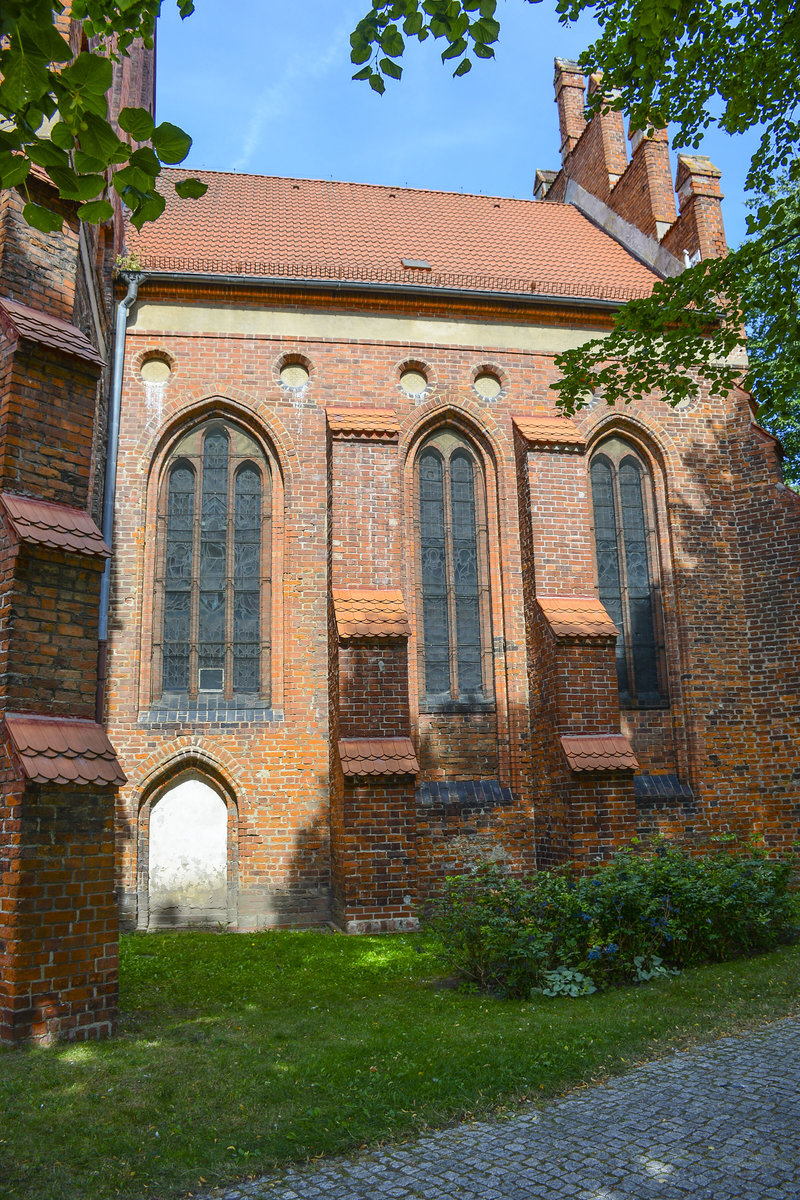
[473,371,501,399]
[140,356,172,384]
[400,368,428,394]
[280,362,310,387]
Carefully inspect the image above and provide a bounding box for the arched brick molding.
[400,398,520,789]
[128,396,289,714]
[133,743,242,930]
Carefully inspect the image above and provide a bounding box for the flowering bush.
[424,845,798,998]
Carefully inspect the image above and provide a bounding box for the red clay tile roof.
[4,713,126,786]
[338,737,419,776]
[513,417,586,452]
[538,596,619,643]
[333,588,411,639]
[125,169,659,303]
[0,492,110,559]
[560,733,639,773]
[0,296,104,366]
[326,407,400,441]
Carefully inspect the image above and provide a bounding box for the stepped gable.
[125,169,659,302]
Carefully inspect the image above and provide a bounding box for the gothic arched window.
[154,420,271,700]
[415,429,493,707]
[590,436,666,706]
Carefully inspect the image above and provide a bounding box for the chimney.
[623,123,677,240]
[587,73,627,187]
[554,59,587,160]
[661,155,726,262]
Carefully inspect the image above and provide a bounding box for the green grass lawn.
[2,932,799,1200]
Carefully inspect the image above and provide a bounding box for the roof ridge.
[161,166,578,209]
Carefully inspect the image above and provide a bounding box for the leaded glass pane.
[450,452,482,694]
[234,466,261,691]
[198,431,228,683]
[619,458,659,700]
[591,457,629,697]
[419,451,450,694]
[163,464,194,690]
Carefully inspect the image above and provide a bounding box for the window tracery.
[589,436,666,706]
[154,420,271,700]
[415,429,493,707]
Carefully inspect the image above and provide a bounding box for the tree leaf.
[61,52,114,98]
[453,57,472,76]
[174,177,208,199]
[0,154,31,188]
[18,16,72,63]
[49,121,75,150]
[77,199,115,223]
[22,202,63,234]
[46,165,106,201]
[129,146,162,177]
[380,57,403,79]
[151,120,192,164]
[129,189,167,229]
[369,74,386,94]
[118,106,156,141]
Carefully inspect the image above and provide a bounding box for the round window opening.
[473,371,501,399]
[400,368,428,395]
[140,356,172,385]
[280,361,310,388]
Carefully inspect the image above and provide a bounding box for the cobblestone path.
[205,1017,800,1200]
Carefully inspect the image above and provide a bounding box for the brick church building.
[107,60,800,934]
[1,29,799,1039]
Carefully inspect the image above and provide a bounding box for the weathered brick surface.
[0,16,141,1043]
[0,755,118,1045]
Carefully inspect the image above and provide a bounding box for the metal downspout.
[96,271,146,723]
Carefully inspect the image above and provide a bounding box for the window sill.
[138,695,280,726]
[419,696,496,715]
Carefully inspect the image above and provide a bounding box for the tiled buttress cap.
[338,738,419,777]
[0,492,110,558]
[333,589,411,639]
[513,416,586,453]
[4,713,127,786]
[0,296,104,366]
[326,408,400,441]
[560,733,639,773]
[538,595,620,643]
[123,170,659,303]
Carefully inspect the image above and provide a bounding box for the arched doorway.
[145,777,234,929]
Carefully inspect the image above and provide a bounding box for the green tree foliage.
[0,0,206,233]
[742,175,800,486]
[351,0,800,425]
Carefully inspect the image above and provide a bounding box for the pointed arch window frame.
[152,419,273,702]
[414,428,494,710]
[589,435,668,708]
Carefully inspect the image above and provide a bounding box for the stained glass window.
[590,438,665,706]
[416,431,492,705]
[155,420,271,700]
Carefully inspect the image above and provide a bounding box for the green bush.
[425,845,798,998]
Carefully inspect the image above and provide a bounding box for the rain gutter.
[96,270,147,723]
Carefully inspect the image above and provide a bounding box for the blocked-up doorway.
[144,777,236,929]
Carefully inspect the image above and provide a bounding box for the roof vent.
[401,258,431,270]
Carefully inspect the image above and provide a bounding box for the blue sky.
[156,0,758,247]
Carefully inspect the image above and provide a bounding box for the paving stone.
[200,1018,800,1200]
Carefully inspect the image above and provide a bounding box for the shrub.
[424,845,798,998]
